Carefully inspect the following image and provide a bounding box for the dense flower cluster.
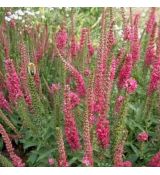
[113,142,123,166]
[96,117,110,149]
[1,7,160,168]
[131,14,140,64]
[107,21,116,49]
[33,67,41,89]
[145,23,157,66]
[19,42,32,107]
[123,25,133,41]
[79,28,88,51]
[83,109,93,166]
[72,70,86,97]
[109,58,117,81]
[56,127,69,167]
[63,85,81,151]
[116,48,125,66]
[0,124,25,167]
[70,38,79,57]
[56,27,68,51]
[68,92,80,109]
[121,7,133,42]
[146,7,156,34]
[137,132,149,142]
[93,11,117,150]
[118,54,133,89]
[148,58,160,95]
[5,59,23,104]
[124,78,138,94]
[148,151,160,167]
[113,142,132,167]
[103,58,117,116]
[145,44,156,66]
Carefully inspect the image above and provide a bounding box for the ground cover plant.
[0,7,160,167]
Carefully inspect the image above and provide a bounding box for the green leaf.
[129,143,139,156]
[37,149,53,162]
[128,104,138,113]
[0,139,3,151]
[127,154,139,163]
[69,157,79,165]
[23,142,37,150]
[27,152,38,165]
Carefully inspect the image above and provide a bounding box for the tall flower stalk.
[0,124,25,167]
[145,22,157,67]
[19,41,32,108]
[0,109,20,136]
[58,52,86,97]
[146,7,156,34]
[56,127,69,167]
[82,74,94,166]
[5,58,34,131]
[63,85,81,151]
[5,59,23,104]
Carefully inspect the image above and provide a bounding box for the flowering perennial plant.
[0,7,160,167]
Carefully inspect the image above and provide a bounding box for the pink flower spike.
[68,92,80,109]
[148,151,160,167]
[118,54,133,89]
[5,59,23,104]
[56,28,68,51]
[148,58,160,95]
[123,25,133,41]
[79,28,88,51]
[146,8,156,34]
[70,39,79,58]
[131,14,140,64]
[0,124,25,167]
[96,117,110,149]
[63,85,81,151]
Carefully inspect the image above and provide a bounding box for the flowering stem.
[0,109,20,137]
[139,142,145,160]
[111,93,129,165]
